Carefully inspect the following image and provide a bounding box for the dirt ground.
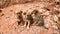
[0,0,60,34]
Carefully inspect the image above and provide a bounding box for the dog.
[31,10,44,26]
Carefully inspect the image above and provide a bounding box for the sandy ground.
[0,0,60,34]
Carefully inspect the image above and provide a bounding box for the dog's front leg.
[27,21,30,29]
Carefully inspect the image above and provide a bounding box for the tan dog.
[23,12,33,29]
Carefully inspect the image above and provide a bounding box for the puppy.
[31,10,44,26]
[23,12,33,29]
[16,11,25,26]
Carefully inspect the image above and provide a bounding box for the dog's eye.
[16,11,22,14]
[18,16,22,19]
[55,2,60,5]
[27,15,33,20]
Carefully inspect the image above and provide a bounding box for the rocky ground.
[0,0,60,34]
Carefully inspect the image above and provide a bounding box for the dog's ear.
[31,10,39,15]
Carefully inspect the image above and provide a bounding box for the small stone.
[0,9,2,13]
[54,15,58,21]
